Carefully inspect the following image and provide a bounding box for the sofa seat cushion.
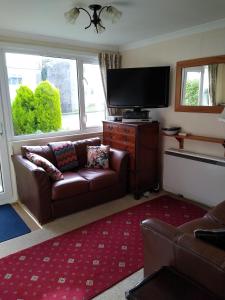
[52,172,89,200]
[21,145,56,164]
[78,168,118,191]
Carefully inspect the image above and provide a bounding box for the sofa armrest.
[141,218,182,277]
[109,148,129,180]
[177,233,225,268]
[175,234,225,298]
[12,155,52,224]
[141,218,225,298]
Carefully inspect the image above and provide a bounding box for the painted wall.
[122,27,225,158]
[0,33,116,53]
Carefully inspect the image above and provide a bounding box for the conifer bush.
[34,81,62,132]
[11,81,62,135]
[11,86,36,135]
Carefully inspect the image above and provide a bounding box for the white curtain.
[98,52,122,116]
[215,63,225,105]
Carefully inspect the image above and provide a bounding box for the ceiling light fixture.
[64,4,122,33]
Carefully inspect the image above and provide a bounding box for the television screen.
[107,66,170,108]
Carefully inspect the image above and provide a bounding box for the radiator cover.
[163,149,225,207]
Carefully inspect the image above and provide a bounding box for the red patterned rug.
[0,195,206,300]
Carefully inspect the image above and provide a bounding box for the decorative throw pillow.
[86,145,110,169]
[26,152,64,181]
[48,141,79,172]
[194,228,225,250]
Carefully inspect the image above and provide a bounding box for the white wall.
[122,27,225,158]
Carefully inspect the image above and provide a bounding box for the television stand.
[103,121,159,199]
[123,109,149,120]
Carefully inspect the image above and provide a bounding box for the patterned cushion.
[48,141,79,172]
[26,152,64,181]
[86,145,110,169]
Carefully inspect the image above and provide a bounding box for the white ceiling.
[0,0,225,50]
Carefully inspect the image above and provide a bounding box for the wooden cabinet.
[103,121,159,199]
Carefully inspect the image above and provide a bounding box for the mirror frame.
[175,55,225,113]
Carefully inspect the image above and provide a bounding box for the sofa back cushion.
[21,145,56,165]
[73,137,101,168]
[48,141,79,172]
[207,200,225,225]
[21,137,101,168]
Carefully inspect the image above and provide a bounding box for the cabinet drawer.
[106,140,134,152]
[120,133,136,144]
[103,123,136,136]
[103,123,119,132]
[103,132,135,146]
[103,132,114,141]
[119,126,135,136]
[103,138,112,145]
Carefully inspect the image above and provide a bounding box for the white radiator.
[163,149,225,207]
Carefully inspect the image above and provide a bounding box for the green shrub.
[11,86,36,135]
[11,81,62,135]
[184,79,199,106]
[34,81,62,132]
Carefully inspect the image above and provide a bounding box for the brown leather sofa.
[12,137,129,224]
[141,200,225,299]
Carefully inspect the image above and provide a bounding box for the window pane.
[6,53,80,136]
[83,63,105,128]
[183,70,201,106]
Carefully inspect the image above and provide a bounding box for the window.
[5,52,105,138]
[83,63,106,128]
[8,76,22,85]
[182,66,211,106]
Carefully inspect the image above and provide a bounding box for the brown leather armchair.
[12,137,129,224]
[141,200,225,299]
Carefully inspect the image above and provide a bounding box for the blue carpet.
[0,204,31,242]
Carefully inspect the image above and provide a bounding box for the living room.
[0,1,225,299]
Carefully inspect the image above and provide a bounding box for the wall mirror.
[175,55,225,113]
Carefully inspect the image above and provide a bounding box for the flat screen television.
[107,66,170,110]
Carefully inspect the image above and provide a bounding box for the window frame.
[181,66,204,106]
[0,42,105,141]
[181,66,211,107]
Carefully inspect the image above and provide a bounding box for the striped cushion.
[48,141,79,172]
[26,152,63,181]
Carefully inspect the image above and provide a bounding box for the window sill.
[10,129,103,155]
[10,127,102,142]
